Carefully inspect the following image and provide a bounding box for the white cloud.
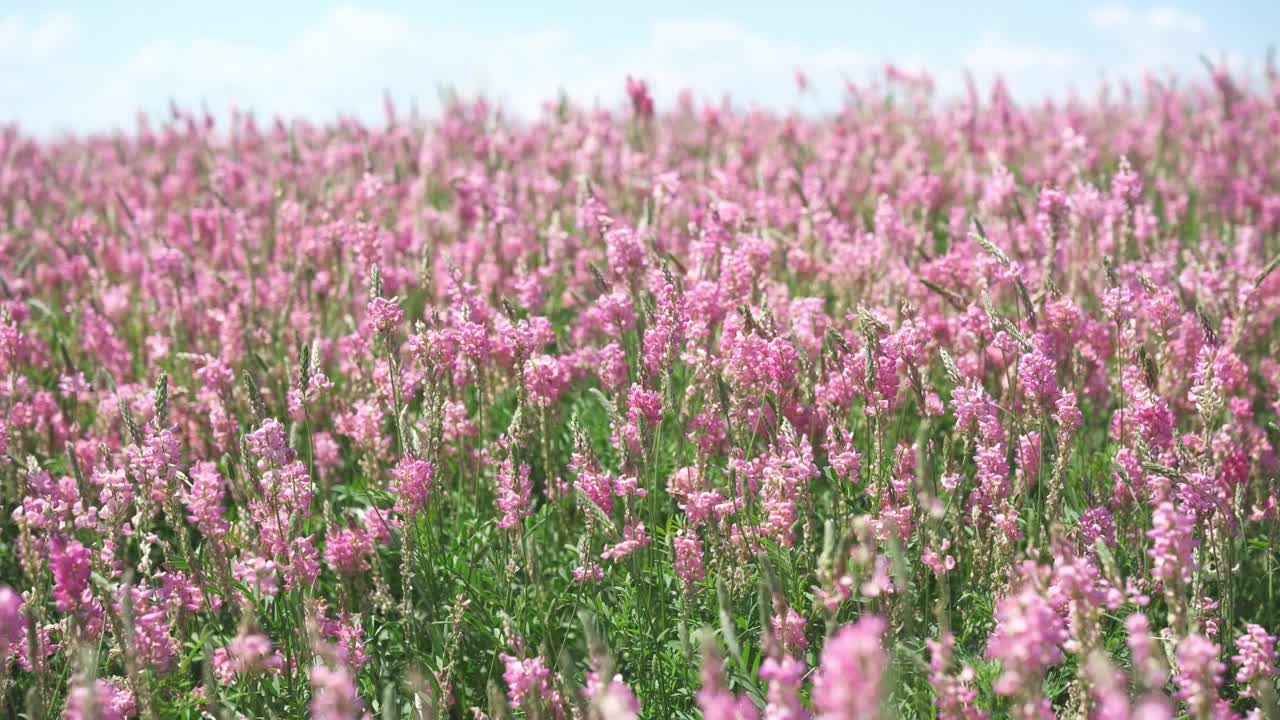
[1088,5,1134,30]
[1081,3,1212,92]
[94,7,470,128]
[964,31,1075,73]
[74,7,877,132]
[1146,6,1204,33]
[4,4,1237,135]
[0,11,76,60]
[1088,4,1203,34]
[631,17,871,106]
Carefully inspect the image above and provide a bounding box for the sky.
[1,1,1275,135]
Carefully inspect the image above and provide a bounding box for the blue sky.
[2,1,1275,134]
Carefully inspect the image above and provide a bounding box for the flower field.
[2,67,1280,719]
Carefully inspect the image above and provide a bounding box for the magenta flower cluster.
[2,61,1280,720]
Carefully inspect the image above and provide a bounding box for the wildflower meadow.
[2,65,1280,719]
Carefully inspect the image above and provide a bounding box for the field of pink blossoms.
[2,65,1280,720]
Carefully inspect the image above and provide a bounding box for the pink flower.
[1052,392,1082,434]
[130,586,179,673]
[922,539,957,577]
[324,526,374,575]
[182,461,230,538]
[50,538,92,614]
[1018,350,1058,407]
[584,672,641,720]
[1111,156,1143,205]
[213,631,283,684]
[595,342,629,391]
[794,68,810,92]
[624,76,654,120]
[1,586,24,663]
[389,457,434,516]
[698,645,759,720]
[523,353,571,406]
[626,384,663,425]
[494,456,534,530]
[310,662,362,720]
[1174,634,1224,719]
[673,529,706,590]
[366,295,404,337]
[285,536,322,590]
[601,522,652,561]
[772,606,808,653]
[927,633,987,720]
[1147,501,1197,587]
[1079,507,1117,549]
[812,615,887,720]
[246,418,295,469]
[986,580,1067,702]
[1233,624,1278,697]
[65,678,136,720]
[234,556,281,597]
[573,562,605,583]
[500,653,551,710]
[605,226,646,278]
[824,426,862,484]
[758,654,806,720]
[1126,614,1169,689]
